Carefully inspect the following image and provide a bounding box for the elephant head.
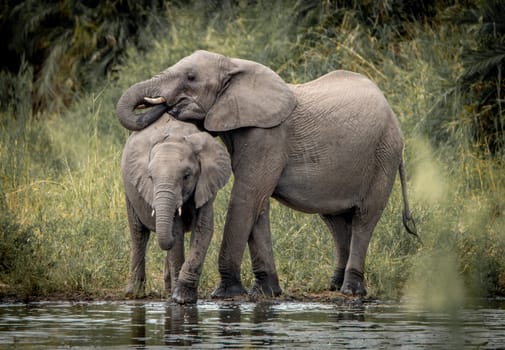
[145,131,231,250]
[116,50,297,132]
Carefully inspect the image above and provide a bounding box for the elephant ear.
[185,132,231,208]
[205,57,297,131]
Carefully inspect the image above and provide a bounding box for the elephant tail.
[399,159,420,240]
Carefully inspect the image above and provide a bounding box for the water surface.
[1,299,504,348]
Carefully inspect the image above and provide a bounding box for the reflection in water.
[219,303,241,339]
[164,303,200,346]
[131,305,146,346]
[251,302,277,347]
[329,306,365,322]
[156,302,281,348]
[1,300,505,348]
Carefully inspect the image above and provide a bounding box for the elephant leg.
[163,253,171,294]
[320,213,352,291]
[211,179,258,298]
[173,202,214,304]
[166,217,185,298]
[212,127,287,299]
[342,167,397,297]
[125,197,150,298]
[248,200,282,297]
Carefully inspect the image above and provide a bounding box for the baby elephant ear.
[205,57,297,131]
[185,132,231,208]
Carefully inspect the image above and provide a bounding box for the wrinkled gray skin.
[116,50,417,298]
[121,113,231,303]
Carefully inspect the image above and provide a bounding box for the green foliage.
[459,0,505,153]
[1,0,505,306]
[427,0,505,153]
[0,0,166,112]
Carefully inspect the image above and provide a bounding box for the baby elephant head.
[148,132,231,250]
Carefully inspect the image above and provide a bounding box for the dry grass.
[1,2,505,307]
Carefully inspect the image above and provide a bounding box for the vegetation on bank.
[1,1,505,309]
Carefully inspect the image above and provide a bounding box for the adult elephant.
[121,113,231,303]
[116,50,417,297]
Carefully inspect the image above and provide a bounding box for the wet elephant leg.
[248,200,282,297]
[320,213,352,291]
[125,197,150,298]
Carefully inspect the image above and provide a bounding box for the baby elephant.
[121,113,231,303]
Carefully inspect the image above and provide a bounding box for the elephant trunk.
[153,188,180,251]
[116,78,169,131]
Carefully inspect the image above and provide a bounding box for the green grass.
[1,2,505,308]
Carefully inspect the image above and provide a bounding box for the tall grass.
[1,1,505,305]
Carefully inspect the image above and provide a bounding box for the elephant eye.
[183,170,192,180]
[187,72,196,82]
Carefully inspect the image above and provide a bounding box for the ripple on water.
[0,300,504,348]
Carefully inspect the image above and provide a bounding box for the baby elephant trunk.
[153,190,179,251]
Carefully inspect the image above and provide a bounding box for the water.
[1,299,504,349]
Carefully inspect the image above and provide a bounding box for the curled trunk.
[116,79,168,131]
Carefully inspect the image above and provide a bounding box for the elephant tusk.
[178,207,182,216]
[151,209,155,217]
[136,103,147,109]
[144,96,166,105]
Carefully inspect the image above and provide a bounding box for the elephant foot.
[211,281,247,299]
[124,280,146,299]
[250,274,282,298]
[172,281,198,304]
[340,269,367,297]
[329,267,346,291]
